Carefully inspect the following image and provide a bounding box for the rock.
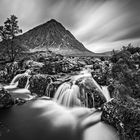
[0,88,14,109]
[75,77,106,108]
[29,74,54,96]
[101,96,140,139]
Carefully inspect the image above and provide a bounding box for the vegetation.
[102,44,140,139]
[0,15,26,62]
[110,44,140,99]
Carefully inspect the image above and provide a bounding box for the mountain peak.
[48,19,58,23]
[45,19,62,26]
[42,18,65,31]
[18,19,93,56]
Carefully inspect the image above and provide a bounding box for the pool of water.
[0,99,119,140]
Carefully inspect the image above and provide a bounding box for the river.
[0,70,119,140]
[0,99,120,140]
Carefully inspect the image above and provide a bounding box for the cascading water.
[53,69,106,108]
[101,86,111,101]
[57,89,74,107]
[24,76,31,89]
[0,70,119,140]
[10,74,19,85]
[53,82,71,101]
[4,73,33,100]
[55,84,81,107]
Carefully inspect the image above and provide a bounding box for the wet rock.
[101,96,140,139]
[0,88,14,109]
[17,75,28,88]
[29,74,54,96]
[75,77,106,108]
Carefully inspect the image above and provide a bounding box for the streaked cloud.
[0,0,140,52]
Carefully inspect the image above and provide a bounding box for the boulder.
[29,74,54,96]
[101,97,140,139]
[0,88,14,109]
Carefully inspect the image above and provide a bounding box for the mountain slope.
[18,19,94,55]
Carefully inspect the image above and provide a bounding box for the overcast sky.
[0,0,140,52]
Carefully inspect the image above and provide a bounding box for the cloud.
[0,0,140,52]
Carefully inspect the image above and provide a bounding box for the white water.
[4,73,33,100]
[1,69,119,140]
[54,69,108,107]
[54,82,71,101]
[101,86,111,101]
[54,84,81,107]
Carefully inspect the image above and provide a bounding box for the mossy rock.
[17,75,28,88]
[0,88,14,109]
[101,97,140,139]
[29,74,53,96]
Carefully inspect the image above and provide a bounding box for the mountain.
[17,19,94,56]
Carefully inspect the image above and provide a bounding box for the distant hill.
[17,19,94,56]
[94,51,113,56]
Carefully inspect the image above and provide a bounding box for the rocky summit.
[17,19,94,56]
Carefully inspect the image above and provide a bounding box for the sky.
[0,0,140,53]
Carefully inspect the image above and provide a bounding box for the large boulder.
[75,77,106,108]
[17,75,28,88]
[28,74,54,96]
[101,96,140,139]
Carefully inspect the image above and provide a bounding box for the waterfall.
[53,82,71,101]
[57,89,73,107]
[24,76,31,89]
[53,69,107,108]
[101,86,111,101]
[90,78,103,93]
[54,84,81,107]
[10,74,21,85]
